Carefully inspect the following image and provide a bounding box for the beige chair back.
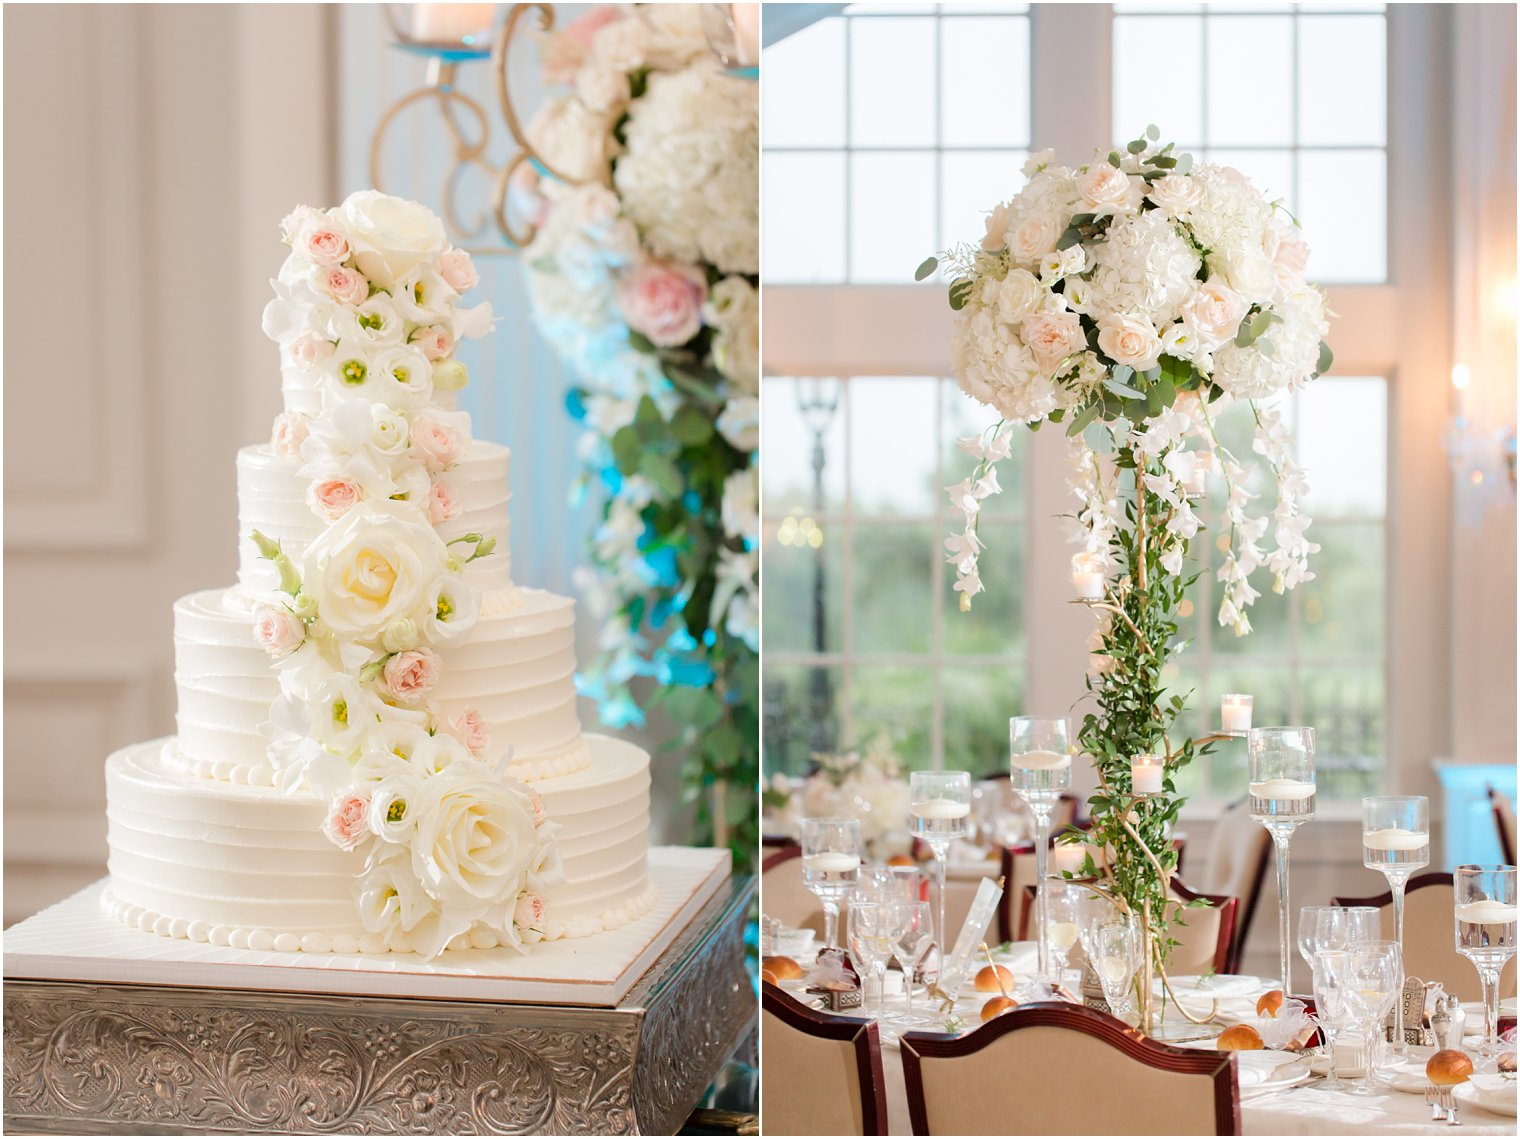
[1204,798,1272,965]
[762,984,887,1135]
[1333,873,1517,1002]
[761,845,825,939]
[901,1003,1237,1135]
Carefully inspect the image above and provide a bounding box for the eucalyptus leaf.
[1067,402,1100,436]
[1083,420,1114,454]
[1317,339,1334,374]
[1056,226,1084,251]
[1127,138,1147,154]
[1146,123,1160,140]
[1104,375,1143,400]
[914,255,939,282]
[1257,336,1276,357]
[948,278,974,311]
[1110,364,1134,386]
[1175,153,1193,175]
[1108,150,1122,167]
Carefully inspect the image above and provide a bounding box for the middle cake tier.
[173,585,591,786]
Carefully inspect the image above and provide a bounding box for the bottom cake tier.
[103,733,655,954]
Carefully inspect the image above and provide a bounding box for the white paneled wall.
[333,5,686,843]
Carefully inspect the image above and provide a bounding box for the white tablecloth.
[802,944,1517,1136]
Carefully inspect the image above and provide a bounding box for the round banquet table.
[785,943,1517,1136]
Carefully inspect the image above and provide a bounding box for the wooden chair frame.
[899,1001,1240,1136]
[1491,786,1516,864]
[761,982,890,1136]
[1332,870,1453,910]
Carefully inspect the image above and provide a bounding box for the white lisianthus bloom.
[339,190,447,287]
[368,773,424,842]
[614,63,759,275]
[301,500,451,643]
[369,345,433,410]
[353,848,432,942]
[392,268,458,327]
[326,293,405,348]
[321,341,378,404]
[308,672,380,756]
[354,720,433,782]
[423,576,481,645]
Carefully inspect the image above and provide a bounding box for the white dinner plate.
[1159,974,1267,1000]
[1233,1050,1313,1092]
[1455,1080,1518,1117]
[1380,1053,1441,1093]
[1460,998,1518,1020]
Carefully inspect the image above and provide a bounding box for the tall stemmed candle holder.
[1362,795,1429,1053]
[800,817,862,951]
[1453,864,1518,1055]
[908,771,971,963]
[1248,727,1316,996]
[1009,716,1072,983]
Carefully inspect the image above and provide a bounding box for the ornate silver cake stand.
[4,861,755,1135]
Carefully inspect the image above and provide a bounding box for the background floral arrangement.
[764,735,913,861]
[925,127,1331,990]
[260,192,560,958]
[516,5,759,872]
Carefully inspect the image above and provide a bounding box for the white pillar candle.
[1071,552,1106,600]
[411,3,495,43]
[1051,844,1087,877]
[730,3,761,65]
[1221,694,1253,733]
[1131,754,1164,796]
[913,799,971,820]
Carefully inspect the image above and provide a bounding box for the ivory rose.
[444,707,491,756]
[513,893,546,929]
[1075,165,1143,214]
[382,648,441,703]
[617,258,707,347]
[322,792,371,850]
[410,413,463,473]
[408,766,539,909]
[427,479,459,524]
[287,331,334,371]
[1096,312,1163,371]
[300,501,451,641]
[271,411,309,458]
[307,475,363,521]
[1180,280,1250,351]
[991,268,1044,323]
[1021,311,1086,370]
[439,248,479,292]
[252,602,305,658]
[410,325,454,361]
[339,190,446,286]
[1008,213,1063,266]
[321,265,369,306]
[1147,174,1203,214]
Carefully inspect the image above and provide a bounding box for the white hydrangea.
[614,63,759,275]
[950,298,1062,424]
[1185,165,1272,264]
[1085,210,1202,326]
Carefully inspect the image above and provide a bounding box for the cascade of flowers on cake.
[257,191,562,958]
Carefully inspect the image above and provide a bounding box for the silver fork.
[1425,1085,1461,1126]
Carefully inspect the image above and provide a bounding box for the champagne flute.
[1010,716,1072,983]
[1248,726,1316,996]
[801,817,861,951]
[890,899,937,1027]
[1311,948,1352,1090]
[1362,795,1429,1054]
[1094,917,1140,1022]
[908,770,971,967]
[1454,864,1518,1055]
[1343,939,1402,1096]
[846,901,895,1019]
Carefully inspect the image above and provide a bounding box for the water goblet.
[909,770,971,967]
[846,901,896,1019]
[1454,864,1518,1055]
[1362,795,1429,1053]
[801,817,862,951]
[1009,716,1072,982]
[1311,948,1352,1091]
[1093,917,1140,1022]
[1044,879,1081,986]
[1248,726,1316,995]
[1343,939,1402,1096]
[889,899,937,1027]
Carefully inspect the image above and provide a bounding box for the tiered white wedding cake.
[103,192,656,957]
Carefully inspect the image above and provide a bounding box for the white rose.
[1147,174,1204,214]
[1180,280,1250,351]
[991,268,1044,323]
[301,501,450,642]
[1075,165,1143,214]
[339,190,447,286]
[409,766,539,909]
[1021,311,1086,371]
[1097,312,1164,371]
[1008,213,1063,266]
[1264,217,1311,288]
[981,202,1010,253]
[1213,246,1277,306]
[370,406,410,457]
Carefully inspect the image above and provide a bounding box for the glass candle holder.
[1070,552,1105,600]
[800,817,862,951]
[1131,754,1164,797]
[1454,864,1518,1055]
[908,770,971,967]
[1248,726,1316,996]
[1363,795,1430,1053]
[1221,694,1253,734]
[1010,716,1073,983]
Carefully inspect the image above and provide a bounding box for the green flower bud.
[381,618,419,654]
[291,593,319,622]
[433,358,469,392]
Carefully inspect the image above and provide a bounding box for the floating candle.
[1455,901,1519,925]
[804,852,861,874]
[913,799,971,820]
[1363,828,1429,851]
[1012,750,1072,771]
[1249,778,1316,800]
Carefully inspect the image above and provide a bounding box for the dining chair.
[1491,786,1517,864]
[761,842,825,939]
[1333,871,1518,1002]
[1201,797,1272,973]
[762,982,890,1136]
[1015,877,1238,975]
[899,1002,1240,1135]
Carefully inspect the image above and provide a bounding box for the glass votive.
[1221,693,1253,734]
[1071,552,1105,600]
[1131,754,1164,796]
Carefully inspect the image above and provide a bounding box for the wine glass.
[801,817,861,951]
[1362,795,1429,1054]
[1093,917,1140,1021]
[889,899,937,1027]
[1311,948,1352,1091]
[1298,906,1333,979]
[1248,726,1316,996]
[846,901,895,1019]
[1009,716,1072,982]
[1342,939,1402,1096]
[1454,864,1518,1055]
[908,770,971,967]
[1044,879,1081,985]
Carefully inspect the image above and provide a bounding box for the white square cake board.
[3,845,730,1008]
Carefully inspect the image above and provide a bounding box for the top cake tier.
[262,192,494,421]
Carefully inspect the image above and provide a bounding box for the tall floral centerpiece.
[924,127,1331,1021]
[517,6,759,872]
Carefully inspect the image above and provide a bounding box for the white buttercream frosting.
[105,733,652,953]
